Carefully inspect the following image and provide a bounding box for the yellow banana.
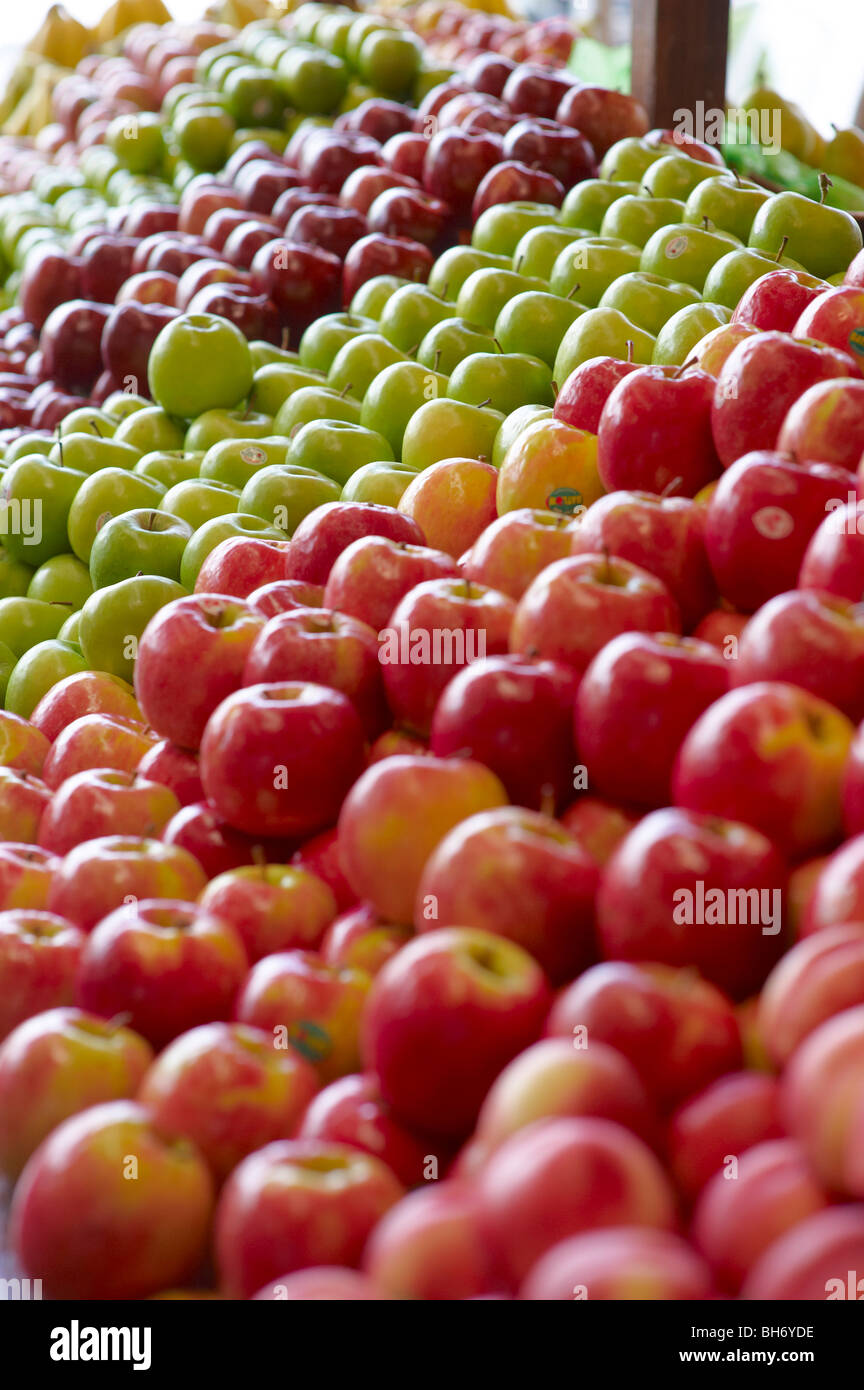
[27,5,92,69]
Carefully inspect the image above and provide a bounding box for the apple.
[397,458,498,560]
[30,671,140,743]
[597,364,720,497]
[47,836,207,933]
[503,117,595,187]
[778,378,864,473]
[704,450,856,611]
[0,910,84,1042]
[732,266,826,333]
[732,589,864,723]
[780,1006,864,1197]
[0,709,50,776]
[248,580,326,619]
[252,1268,383,1300]
[134,594,265,752]
[742,1206,864,1301]
[285,501,423,586]
[749,189,862,281]
[362,926,549,1138]
[322,536,457,634]
[342,233,433,307]
[41,714,157,790]
[148,312,253,420]
[429,653,577,813]
[215,1138,403,1299]
[510,553,681,674]
[462,509,574,601]
[10,1100,214,1299]
[496,417,604,515]
[667,1071,783,1202]
[364,1180,493,1300]
[0,844,59,914]
[712,331,858,468]
[477,1116,676,1288]
[338,754,507,924]
[319,904,411,976]
[200,863,336,964]
[759,924,864,1067]
[673,681,854,857]
[570,490,716,629]
[416,806,596,983]
[556,85,649,157]
[576,634,729,807]
[546,960,742,1111]
[0,1006,153,1180]
[423,128,503,214]
[521,1228,712,1302]
[138,1021,319,1184]
[40,299,111,395]
[137,739,203,807]
[38,769,180,856]
[472,161,564,220]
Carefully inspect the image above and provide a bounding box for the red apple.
[556,85,649,156]
[136,738,203,806]
[667,1070,784,1202]
[793,283,864,359]
[200,862,336,962]
[323,536,457,633]
[0,844,59,913]
[364,1180,494,1300]
[285,501,423,586]
[0,910,83,1041]
[521,1227,712,1301]
[598,365,721,497]
[298,1072,429,1189]
[777,377,864,472]
[462,508,574,601]
[554,354,641,434]
[30,671,141,742]
[38,768,180,856]
[47,836,207,932]
[41,713,156,790]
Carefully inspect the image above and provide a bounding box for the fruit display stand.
[2,0,864,1347]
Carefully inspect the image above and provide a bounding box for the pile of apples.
[3,1,864,1304]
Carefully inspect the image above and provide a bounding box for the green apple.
[494,291,585,368]
[239,463,341,534]
[249,341,299,370]
[493,405,554,468]
[67,469,168,565]
[57,407,117,438]
[427,247,510,301]
[600,137,665,183]
[180,513,287,590]
[249,363,326,415]
[446,352,554,413]
[3,639,88,719]
[0,597,70,658]
[327,334,406,399]
[148,313,254,419]
[0,457,86,566]
[340,461,419,507]
[114,407,187,454]
[199,436,288,489]
[358,30,421,99]
[684,173,771,242]
[702,246,807,309]
[345,15,392,67]
[0,549,35,597]
[298,312,376,373]
[316,9,354,57]
[599,271,701,335]
[560,179,641,232]
[641,222,742,290]
[401,399,504,471]
[273,385,362,436]
[0,640,15,702]
[289,419,394,487]
[378,286,452,352]
[550,236,643,307]
[107,112,165,175]
[642,154,720,201]
[134,450,204,488]
[49,433,140,476]
[553,308,656,383]
[349,274,409,319]
[79,575,188,683]
[748,190,863,280]
[223,65,286,128]
[416,317,497,375]
[27,554,92,608]
[184,408,272,454]
[600,195,686,247]
[652,301,732,365]
[277,45,348,114]
[456,268,548,331]
[89,509,194,589]
[360,361,448,455]
[159,478,240,530]
[57,611,80,643]
[102,390,151,421]
[513,224,590,281]
[173,105,236,172]
[472,202,560,258]
[4,436,55,464]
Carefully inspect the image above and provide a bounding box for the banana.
[94,0,173,46]
[0,56,39,129]
[27,4,92,70]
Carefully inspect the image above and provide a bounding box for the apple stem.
[407,341,420,358]
[540,784,556,818]
[476,397,492,409]
[493,337,503,352]
[91,421,102,438]
[775,235,789,262]
[819,172,833,204]
[514,256,524,273]
[251,844,268,876]
[702,215,710,231]
[281,329,290,352]
[433,349,442,373]
[673,359,695,378]
[338,382,353,399]
[626,339,635,362]
[437,282,449,300]
[106,1012,133,1034]
[831,122,838,133]
[551,380,559,398]
[566,283,581,300]
[641,184,653,197]
[600,545,612,584]
[732,167,742,186]
[145,511,157,531]
[661,474,684,496]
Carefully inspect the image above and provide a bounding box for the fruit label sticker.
[240,446,267,465]
[849,327,864,357]
[753,506,794,540]
[664,235,689,260]
[286,1019,331,1064]
[546,487,583,516]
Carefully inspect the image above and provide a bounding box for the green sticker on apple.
[546,487,583,515]
[849,327,864,356]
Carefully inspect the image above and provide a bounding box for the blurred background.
[2,0,864,128]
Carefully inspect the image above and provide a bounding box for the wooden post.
[630,0,730,129]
